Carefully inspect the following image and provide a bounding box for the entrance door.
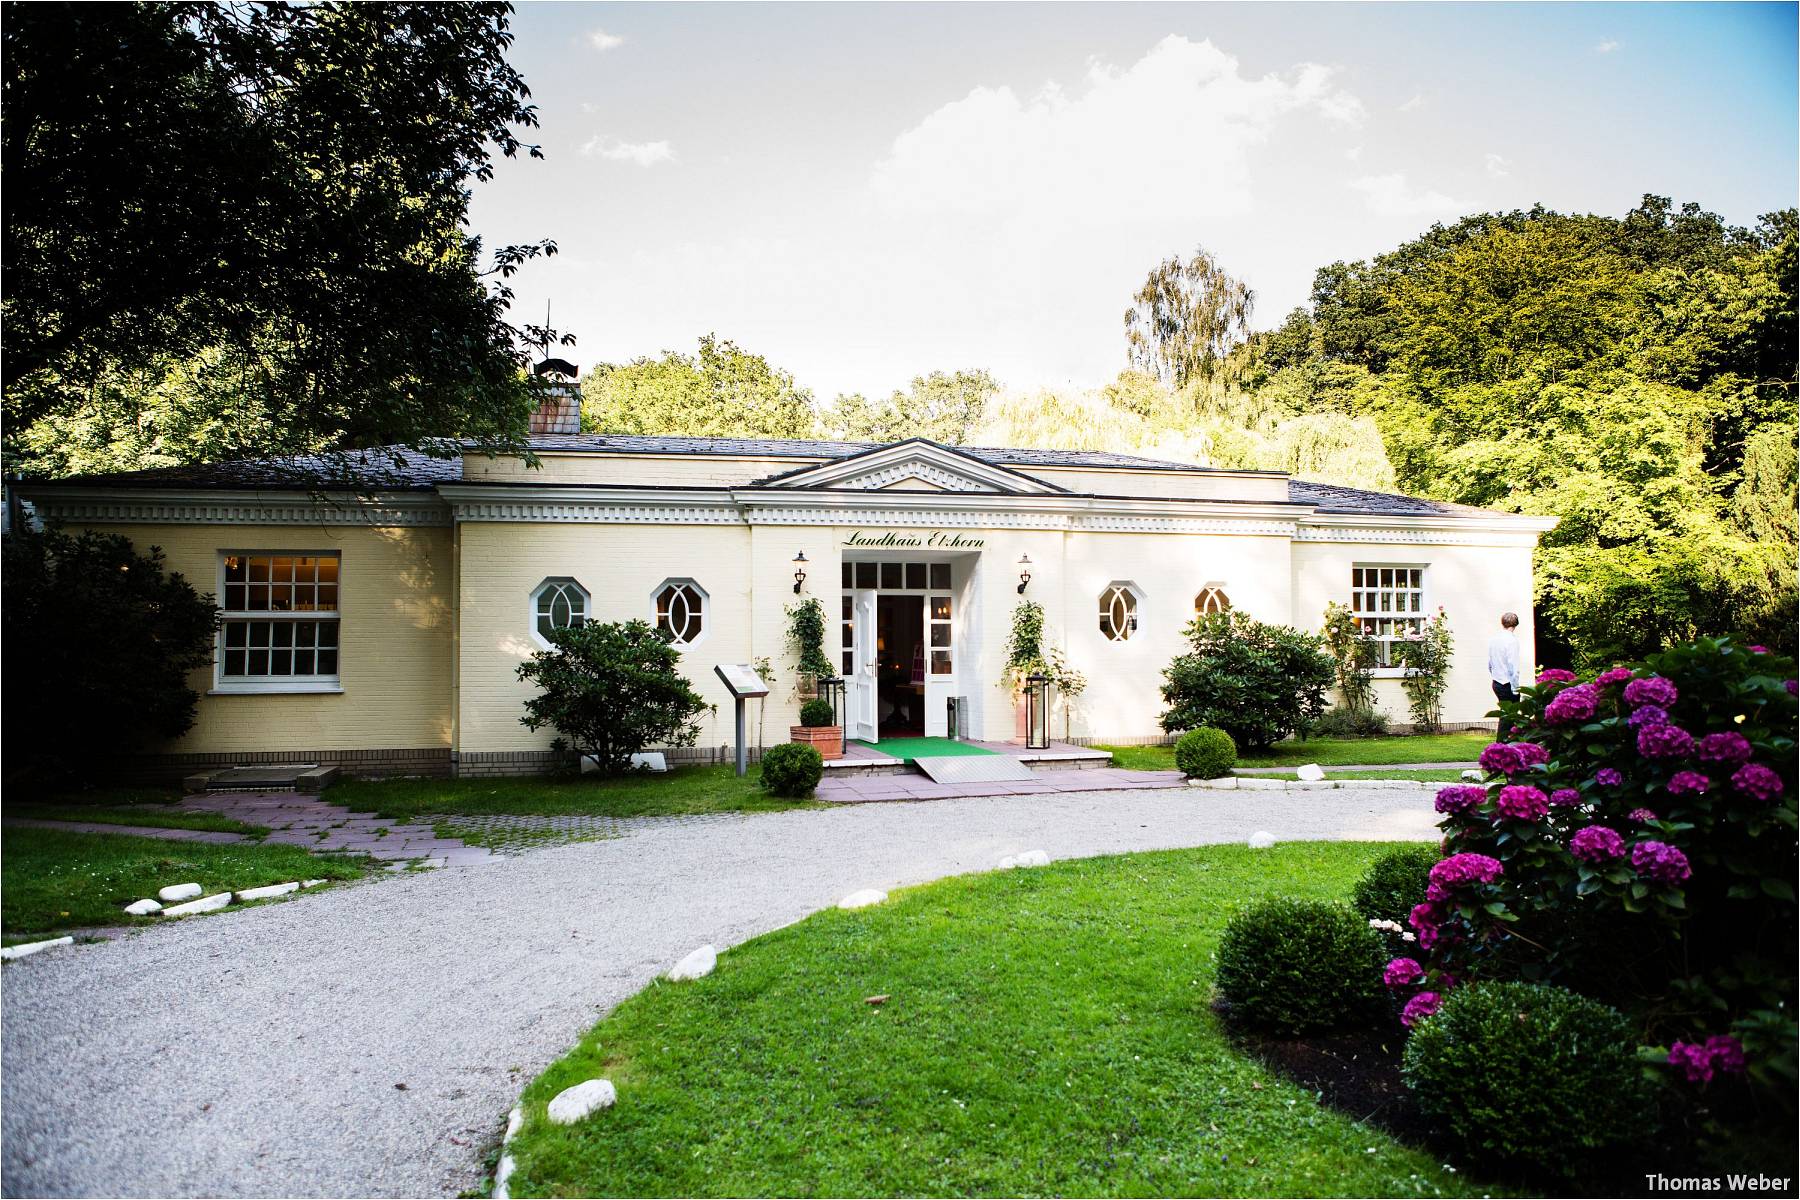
[846,589,878,742]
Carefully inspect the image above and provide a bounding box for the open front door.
[847,588,878,742]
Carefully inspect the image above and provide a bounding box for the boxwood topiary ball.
[1175,726,1237,779]
[1352,845,1440,925]
[761,742,824,798]
[798,698,836,728]
[1214,897,1386,1034]
[1401,981,1649,1176]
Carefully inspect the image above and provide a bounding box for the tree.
[2,2,562,477]
[516,620,712,774]
[580,335,816,438]
[1123,246,1254,387]
[1159,611,1334,750]
[819,369,1000,444]
[2,528,220,783]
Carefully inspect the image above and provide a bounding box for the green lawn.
[1255,768,1468,784]
[6,804,265,835]
[2,828,365,938]
[329,764,820,822]
[502,843,1497,1199]
[1100,730,1490,772]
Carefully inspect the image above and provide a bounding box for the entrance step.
[911,755,1037,784]
[183,764,340,794]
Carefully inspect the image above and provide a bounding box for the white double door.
[846,589,879,742]
[844,587,955,744]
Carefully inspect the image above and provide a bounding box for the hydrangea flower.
[1787,679,1797,697]
[1512,743,1551,768]
[1549,787,1582,807]
[1434,784,1486,814]
[1545,683,1600,725]
[1669,1035,1747,1084]
[1495,784,1550,821]
[1629,808,1658,823]
[1595,667,1636,688]
[1400,991,1442,1028]
[1536,668,1578,685]
[1570,825,1625,863]
[1628,705,1670,729]
[1637,724,1694,760]
[1595,767,1624,787]
[1624,676,1679,708]
[1383,957,1424,988]
[1429,853,1504,889]
[1731,763,1785,803]
[1667,771,1711,795]
[1695,732,1753,765]
[1478,742,1522,775]
[1748,645,1769,654]
[1631,840,1692,884]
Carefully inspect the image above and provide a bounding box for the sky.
[469,2,1799,402]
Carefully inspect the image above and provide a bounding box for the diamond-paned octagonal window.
[530,577,589,646]
[654,579,708,645]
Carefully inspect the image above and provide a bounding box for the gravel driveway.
[2,785,1438,1199]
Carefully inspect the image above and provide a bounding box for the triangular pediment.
[753,439,1066,495]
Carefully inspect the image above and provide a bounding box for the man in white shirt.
[1488,612,1522,736]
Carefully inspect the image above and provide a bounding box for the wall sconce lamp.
[1016,554,1033,594]
[793,551,808,594]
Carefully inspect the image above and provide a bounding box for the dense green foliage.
[1160,611,1334,750]
[1,528,219,782]
[1319,601,1380,715]
[1173,727,1236,779]
[759,742,823,798]
[1214,898,1386,1034]
[784,598,835,680]
[581,335,816,439]
[503,843,1491,1198]
[1351,845,1439,925]
[516,621,711,774]
[3,2,562,478]
[820,369,1000,444]
[1308,706,1391,739]
[798,699,835,728]
[1392,608,1454,732]
[1402,982,1648,1176]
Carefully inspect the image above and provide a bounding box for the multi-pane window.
[841,595,855,677]
[1099,583,1140,642]
[655,580,706,645]
[1195,585,1231,616]
[220,553,340,683]
[1351,566,1425,665]
[929,594,953,675]
[840,560,951,591]
[531,578,589,645]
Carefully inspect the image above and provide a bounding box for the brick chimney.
[530,358,581,436]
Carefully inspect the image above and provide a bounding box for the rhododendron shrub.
[1402,638,1796,1096]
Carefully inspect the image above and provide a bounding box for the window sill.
[209,682,345,696]
[1369,667,1409,680]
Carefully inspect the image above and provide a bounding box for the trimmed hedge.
[798,698,835,728]
[1402,981,1649,1176]
[1214,897,1385,1034]
[1351,845,1439,925]
[761,742,823,798]
[1174,726,1237,779]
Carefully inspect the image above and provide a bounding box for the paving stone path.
[818,765,1187,802]
[178,792,498,868]
[0,818,250,844]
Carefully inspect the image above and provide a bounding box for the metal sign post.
[713,664,771,777]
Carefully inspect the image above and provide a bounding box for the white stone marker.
[300,879,327,888]
[503,1106,523,1143]
[162,892,231,916]
[158,882,203,903]
[546,1079,616,1124]
[1461,769,1483,782]
[235,881,301,902]
[493,1153,516,1200]
[667,944,717,981]
[1013,849,1052,868]
[1248,830,1277,849]
[0,936,74,961]
[1296,763,1326,782]
[837,889,888,910]
[123,898,163,916]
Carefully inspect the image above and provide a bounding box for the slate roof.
[22,436,1513,520]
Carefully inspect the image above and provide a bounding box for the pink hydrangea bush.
[1415,637,1797,1098]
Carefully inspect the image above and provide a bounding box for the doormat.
[852,737,995,764]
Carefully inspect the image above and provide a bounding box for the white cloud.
[580,135,675,166]
[1398,92,1426,112]
[1595,39,1620,54]
[1345,144,1364,162]
[869,35,1364,226]
[1348,172,1462,216]
[587,28,625,52]
[1484,152,1511,178]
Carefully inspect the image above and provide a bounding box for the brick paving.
[176,792,499,866]
[817,765,1187,803]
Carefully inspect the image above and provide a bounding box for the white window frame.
[1098,581,1144,643]
[530,577,590,648]
[1351,563,1428,674]
[1194,583,1231,616]
[212,550,343,695]
[651,578,709,647]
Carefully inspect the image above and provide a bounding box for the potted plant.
[785,597,834,698]
[789,697,843,760]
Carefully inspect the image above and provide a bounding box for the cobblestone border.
[1187,776,1440,792]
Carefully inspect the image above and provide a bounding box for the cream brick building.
[20,430,1556,777]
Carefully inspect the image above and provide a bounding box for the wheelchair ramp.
[911,755,1037,784]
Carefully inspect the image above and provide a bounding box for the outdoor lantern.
[817,675,844,729]
[1025,672,1051,750]
[1016,554,1033,594]
[792,551,808,594]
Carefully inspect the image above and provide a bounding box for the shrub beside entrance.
[761,742,823,798]
[1173,726,1236,778]
[1160,611,1333,751]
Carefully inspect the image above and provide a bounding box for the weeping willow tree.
[1123,246,1255,388]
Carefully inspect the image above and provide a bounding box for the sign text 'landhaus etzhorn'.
[843,530,987,549]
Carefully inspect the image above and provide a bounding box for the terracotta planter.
[790,725,843,760]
